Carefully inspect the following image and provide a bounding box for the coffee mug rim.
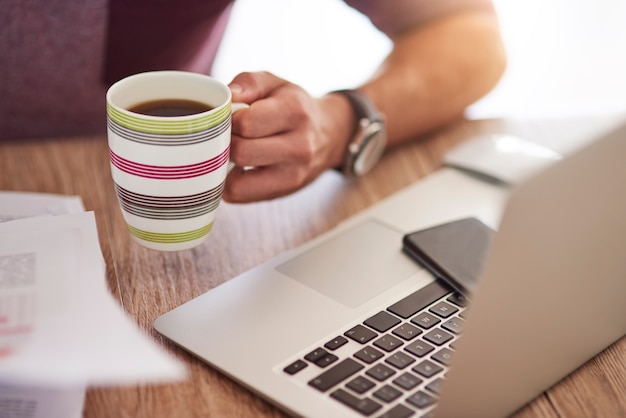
[106,70,232,122]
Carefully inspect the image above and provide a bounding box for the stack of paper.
[0,192,186,418]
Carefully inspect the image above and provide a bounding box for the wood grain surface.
[1,118,624,418]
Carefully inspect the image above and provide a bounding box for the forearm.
[224,10,507,201]
[360,10,507,146]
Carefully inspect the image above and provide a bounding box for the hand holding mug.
[224,71,351,203]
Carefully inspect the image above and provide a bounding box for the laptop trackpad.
[276,220,419,308]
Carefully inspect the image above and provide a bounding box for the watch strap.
[331,89,386,176]
[332,89,383,123]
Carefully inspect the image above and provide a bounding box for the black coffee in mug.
[128,98,214,117]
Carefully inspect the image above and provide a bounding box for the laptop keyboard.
[282,281,468,417]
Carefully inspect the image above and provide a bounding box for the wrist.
[319,92,358,170]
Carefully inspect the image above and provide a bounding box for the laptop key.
[412,360,443,378]
[392,323,422,341]
[404,340,435,358]
[365,311,402,332]
[406,390,437,409]
[425,377,445,395]
[315,353,339,368]
[392,372,422,390]
[347,375,376,394]
[373,334,404,352]
[410,312,441,329]
[354,346,385,364]
[373,384,402,403]
[325,336,349,350]
[309,358,364,392]
[429,301,458,318]
[346,324,378,344]
[387,281,451,319]
[305,347,330,363]
[432,347,454,366]
[366,363,396,382]
[441,316,465,334]
[283,359,307,375]
[422,328,453,346]
[385,351,416,369]
[376,404,415,418]
[331,389,382,416]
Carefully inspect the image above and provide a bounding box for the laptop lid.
[436,122,626,417]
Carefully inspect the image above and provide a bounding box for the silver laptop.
[155,122,626,418]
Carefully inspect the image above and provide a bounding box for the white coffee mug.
[106,70,244,251]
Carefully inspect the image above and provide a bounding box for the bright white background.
[212,0,626,120]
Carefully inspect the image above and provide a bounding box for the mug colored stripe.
[115,183,223,220]
[107,102,231,135]
[107,116,230,146]
[127,223,213,244]
[114,183,224,207]
[110,148,229,179]
[117,196,222,219]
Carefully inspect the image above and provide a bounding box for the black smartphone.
[402,217,494,297]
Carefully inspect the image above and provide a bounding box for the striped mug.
[106,71,244,251]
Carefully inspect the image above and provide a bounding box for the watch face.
[353,122,386,176]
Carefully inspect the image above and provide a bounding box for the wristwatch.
[332,89,387,177]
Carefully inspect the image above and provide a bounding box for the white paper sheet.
[0,192,187,418]
[0,192,84,222]
[0,383,86,418]
[0,213,186,385]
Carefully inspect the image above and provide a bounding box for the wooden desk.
[1,118,624,418]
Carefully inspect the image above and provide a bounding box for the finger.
[230,130,311,168]
[231,89,308,139]
[229,71,287,104]
[231,98,293,139]
[230,135,285,168]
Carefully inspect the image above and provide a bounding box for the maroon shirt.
[0,0,232,140]
[104,0,233,84]
[0,0,492,141]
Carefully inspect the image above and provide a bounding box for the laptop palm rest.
[276,220,419,308]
